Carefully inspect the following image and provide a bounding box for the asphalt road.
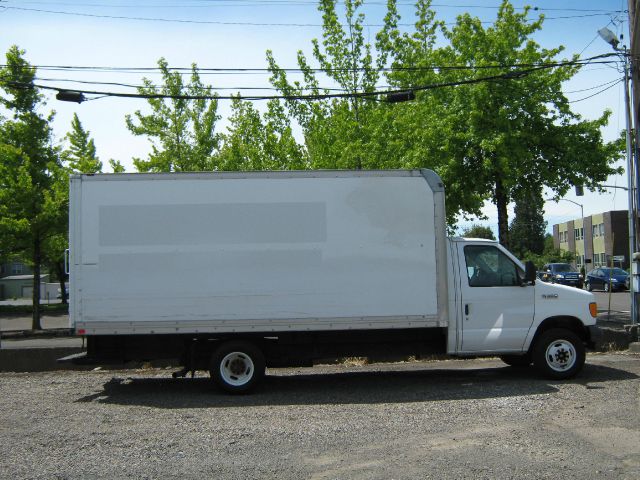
[592,290,631,314]
[1,354,638,479]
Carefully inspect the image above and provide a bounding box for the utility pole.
[599,27,637,325]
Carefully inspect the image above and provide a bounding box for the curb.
[596,325,638,351]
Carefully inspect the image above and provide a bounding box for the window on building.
[11,262,24,275]
[592,225,598,238]
[593,253,607,267]
[599,223,604,236]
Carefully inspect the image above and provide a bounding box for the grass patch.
[0,303,69,315]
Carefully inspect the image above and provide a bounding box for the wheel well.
[530,316,587,349]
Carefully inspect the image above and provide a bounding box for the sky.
[0,0,632,236]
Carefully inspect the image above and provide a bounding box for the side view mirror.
[524,261,537,285]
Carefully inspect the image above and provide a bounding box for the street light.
[598,26,637,325]
[547,197,584,268]
[547,197,584,220]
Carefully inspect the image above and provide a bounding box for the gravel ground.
[1,354,639,480]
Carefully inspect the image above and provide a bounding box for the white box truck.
[66,170,599,392]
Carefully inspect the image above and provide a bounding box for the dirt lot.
[1,354,640,479]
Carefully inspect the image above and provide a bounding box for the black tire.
[500,354,531,368]
[210,341,266,394]
[532,328,585,380]
[585,281,592,292]
[604,282,610,293]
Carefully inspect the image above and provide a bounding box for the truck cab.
[449,238,598,377]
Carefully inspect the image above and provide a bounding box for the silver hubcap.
[545,340,576,372]
[219,352,254,386]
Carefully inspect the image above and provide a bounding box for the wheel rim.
[219,352,254,386]
[604,283,609,292]
[545,340,577,372]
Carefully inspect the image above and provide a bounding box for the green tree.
[521,234,574,269]
[0,46,66,329]
[379,0,622,245]
[217,98,308,171]
[267,0,384,170]
[63,113,102,174]
[461,224,496,240]
[509,186,547,257]
[109,159,126,173]
[126,58,221,172]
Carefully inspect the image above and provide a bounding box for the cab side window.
[464,245,521,287]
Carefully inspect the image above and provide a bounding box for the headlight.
[579,274,583,279]
[555,274,564,279]
[611,279,618,283]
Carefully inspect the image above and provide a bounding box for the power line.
[5,0,626,13]
[33,76,361,92]
[0,53,622,75]
[567,79,623,103]
[564,78,622,94]
[1,63,583,102]
[0,5,621,27]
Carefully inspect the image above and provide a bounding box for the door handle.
[464,304,469,316]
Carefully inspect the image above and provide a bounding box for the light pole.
[598,26,637,325]
[547,197,584,268]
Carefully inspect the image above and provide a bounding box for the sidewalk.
[0,314,70,333]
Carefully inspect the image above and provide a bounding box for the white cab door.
[458,243,535,353]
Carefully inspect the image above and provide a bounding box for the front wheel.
[585,281,593,292]
[604,282,610,293]
[210,341,266,394]
[532,328,585,380]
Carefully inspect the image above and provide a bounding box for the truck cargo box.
[69,170,448,335]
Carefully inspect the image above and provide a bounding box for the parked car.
[540,263,583,288]
[584,267,629,292]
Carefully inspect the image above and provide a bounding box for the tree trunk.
[495,177,510,249]
[32,236,42,331]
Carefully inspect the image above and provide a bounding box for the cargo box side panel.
[76,174,441,334]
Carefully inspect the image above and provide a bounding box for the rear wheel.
[500,354,531,368]
[210,341,265,394]
[532,328,585,379]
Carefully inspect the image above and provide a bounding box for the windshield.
[553,264,575,272]
[603,268,628,275]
